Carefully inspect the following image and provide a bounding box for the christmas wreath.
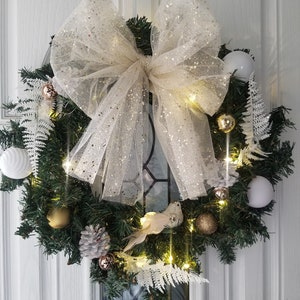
[0,0,294,299]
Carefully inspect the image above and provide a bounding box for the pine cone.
[79,225,110,259]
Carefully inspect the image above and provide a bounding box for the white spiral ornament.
[0,147,32,179]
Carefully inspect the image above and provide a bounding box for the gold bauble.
[196,213,218,235]
[217,114,236,133]
[47,207,70,229]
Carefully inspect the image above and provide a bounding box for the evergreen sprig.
[20,64,54,83]
[126,16,152,56]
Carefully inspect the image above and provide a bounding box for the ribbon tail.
[101,79,149,205]
[65,62,148,205]
[153,92,218,200]
[64,85,125,184]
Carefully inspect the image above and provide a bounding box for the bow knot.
[136,54,155,92]
[138,55,152,77]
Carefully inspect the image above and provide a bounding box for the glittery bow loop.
[50,0,229,204]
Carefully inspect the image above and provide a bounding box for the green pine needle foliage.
[0,17,294,298]
[126,16,152,56]
[20,64,54,83]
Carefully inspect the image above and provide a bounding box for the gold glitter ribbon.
[50,0,230,205]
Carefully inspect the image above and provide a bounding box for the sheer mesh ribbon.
[50,0,230,204]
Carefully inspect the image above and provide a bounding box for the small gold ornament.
[214,186,229,200]
[196,213,218,235]
[42,83,58,100]
[47,207,70,229]
[99,253,115,270]
[217,114,236,133]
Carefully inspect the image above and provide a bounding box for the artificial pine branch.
[126,16,152,56]
[20,64,54,83]
[0,120,24,149]
[103,270,131,300]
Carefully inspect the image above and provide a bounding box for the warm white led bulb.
[62,159,72,173]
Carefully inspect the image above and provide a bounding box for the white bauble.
[223,51,255,82]
[247,176,273,208]
[0,147,32,179]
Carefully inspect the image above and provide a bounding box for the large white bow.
[50,0,229,205]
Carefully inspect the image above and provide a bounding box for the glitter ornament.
[196,213,218,235]
[217,114,236,133]
[0,147,32,179]
[247,176,273,208]
[79,225,110,259]
[99,253,115,271]
[42,83,58,100]
[223,51,254,82]
[214,186,229,200]
[47,207,70,229]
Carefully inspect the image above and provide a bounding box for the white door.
[1,1,300,299]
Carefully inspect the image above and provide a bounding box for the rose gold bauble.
[99,253,115,270]
[42,83,58,100]
[214,186,229,200]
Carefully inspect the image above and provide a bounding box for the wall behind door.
[1,1,299,299]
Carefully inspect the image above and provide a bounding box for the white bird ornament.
[123,201,183,252]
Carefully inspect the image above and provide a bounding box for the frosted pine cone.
[79,225,110,259]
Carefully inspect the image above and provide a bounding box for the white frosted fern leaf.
[240,73,271,165]
[136,261,208,292]
[18,79,56,176]
[117,253,208,293]
[152,266,166,293]
[136,267,153,292]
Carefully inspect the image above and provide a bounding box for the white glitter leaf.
[18,79,57,176]
[239,73,271,166]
